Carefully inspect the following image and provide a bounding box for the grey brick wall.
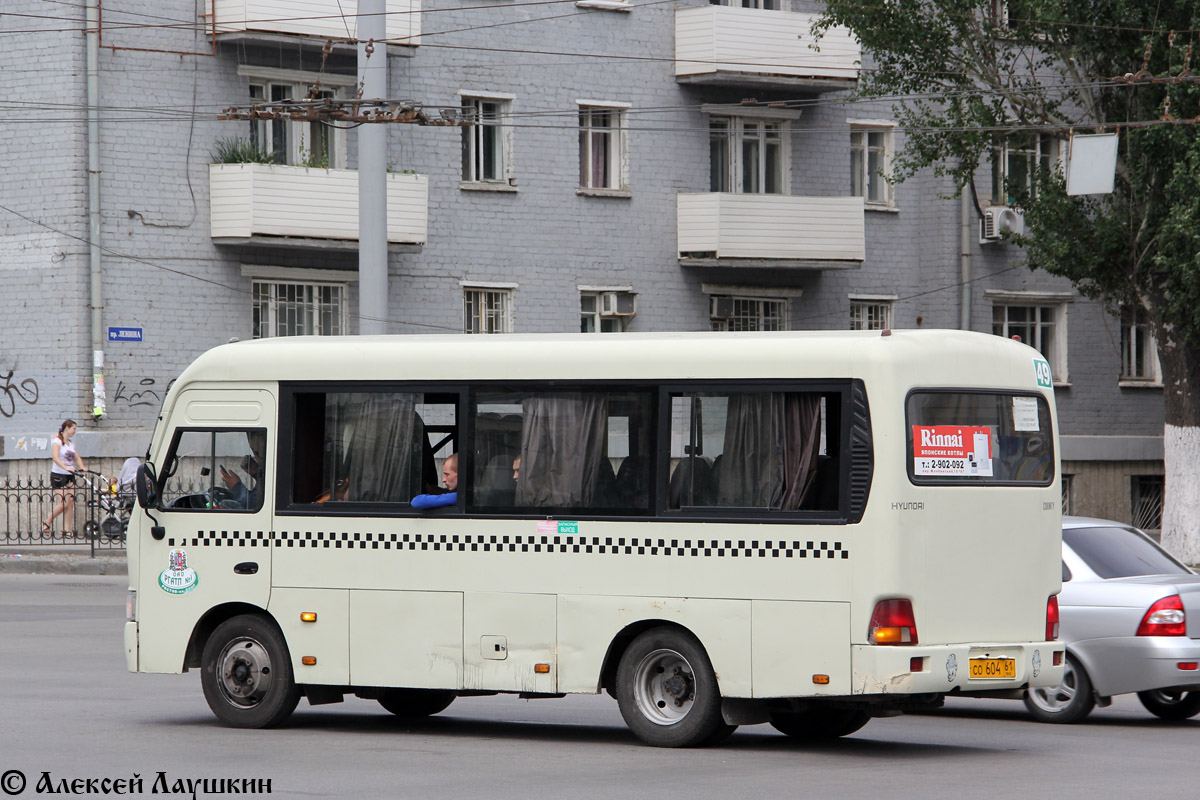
[0,0,1164,471]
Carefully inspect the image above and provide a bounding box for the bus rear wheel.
[378,689,456,717]
[615,627,730,747]
[201,614,300,729]
[769,707,870,739]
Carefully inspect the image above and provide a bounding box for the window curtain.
[329,393,420,502]
[716,393,820,510]
[515,393,608,507]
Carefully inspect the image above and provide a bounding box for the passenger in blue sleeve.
[411,453,458,510]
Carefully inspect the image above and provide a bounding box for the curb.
[0,555,128,576]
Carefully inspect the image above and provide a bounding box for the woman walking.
[43,419,86,537]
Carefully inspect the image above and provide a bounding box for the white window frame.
[250,275,349,338]
[987,291,1071,383]
[462,283,515,334]
[991,134,1063,206]
[849,295,895,330]
[241,68,353,169]
[703,285,800,332]
[460,92,515,187]
[849,122,895,208]
[707,113,792,195]
[1120,305,1162,386]
[577,101,630,194]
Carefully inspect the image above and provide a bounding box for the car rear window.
[1064,526,1191,579]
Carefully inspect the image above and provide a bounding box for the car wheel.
[769,707,870,739]
[615,627,726,747]
[1023,653,1095,723]
[201,614,301,729]
[378,689,456,717]
[1137,689,1200,721]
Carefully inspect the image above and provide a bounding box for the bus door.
[138,389,276,673]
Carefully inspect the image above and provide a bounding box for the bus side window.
[668,391,831,512]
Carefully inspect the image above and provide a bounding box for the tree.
[816,0,1200,560]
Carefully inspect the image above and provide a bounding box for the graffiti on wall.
[113,378,176,408]
[0,369,39,418]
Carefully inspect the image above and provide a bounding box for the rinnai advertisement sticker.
[912,425,993,477]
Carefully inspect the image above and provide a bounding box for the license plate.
[969,657,1016,680]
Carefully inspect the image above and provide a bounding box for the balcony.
[677,193,864,266]
[210,163,428,249]
[675,6,858,90]
[211,0,420,45]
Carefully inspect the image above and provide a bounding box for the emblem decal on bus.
[158,549,199,595]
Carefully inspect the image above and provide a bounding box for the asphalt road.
[3,574,1198,800]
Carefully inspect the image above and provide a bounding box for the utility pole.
[357,0,388,335]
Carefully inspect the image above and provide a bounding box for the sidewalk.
[0,544,127,576]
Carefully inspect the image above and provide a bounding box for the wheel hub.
[633,649,697,725]
[217,639,272,708]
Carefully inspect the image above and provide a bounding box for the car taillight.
[1046,595,1060,641]
[1136,594,1186,637]
[869,598,918,645]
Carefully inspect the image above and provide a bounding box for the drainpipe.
[357,0,388,335]
[87,0,106,417]
[959,185,972,331]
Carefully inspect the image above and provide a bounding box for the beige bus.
[125,330,1064,747]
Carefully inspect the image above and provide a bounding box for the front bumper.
[852,642,1064,696]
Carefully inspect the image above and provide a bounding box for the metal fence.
[2,472,129,552]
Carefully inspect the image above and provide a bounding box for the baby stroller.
[83,458,139,542]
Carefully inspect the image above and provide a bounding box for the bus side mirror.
[136,462,159,510]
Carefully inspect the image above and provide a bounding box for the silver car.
[1023,517,1200,722]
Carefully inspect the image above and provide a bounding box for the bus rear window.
[906,391,1053,485]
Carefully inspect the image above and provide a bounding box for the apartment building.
[0,0,1164,525]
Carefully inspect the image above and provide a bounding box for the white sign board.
[1066,133,1118,196]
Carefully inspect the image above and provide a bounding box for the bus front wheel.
[200,614,301,729]
[615,627,731,747]
[378,689,456,717]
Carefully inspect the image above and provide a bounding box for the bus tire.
[201,614,301,729]
[1022,653,1095,723]
[769,708,870,739]
[378,689,456,718]
[615,627,726,747]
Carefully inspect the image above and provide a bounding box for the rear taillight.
[869,598,918,645]
[1046,595,1060,641]
[1136,594,1186,637]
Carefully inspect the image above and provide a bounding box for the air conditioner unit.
[599,291,637,317]
[709,295,734,321]
[980,206,1025,244]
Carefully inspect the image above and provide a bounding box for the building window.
[248,81,345,168]
[464,287,512,334]
[578,105,628,191]
[1131,475,1164,533]
[710,117,787,194]
[710,295,788,331]
[1061,473,1074,516]
[1121,306,1161,384]
[992,303,1066,381]
[850,127,893,206]
[991,134,1060,205]
[252,281,345,338]
[462,97,512,184]
[849,299,893,330]
[580,293,628,333]
[708,0,783,8]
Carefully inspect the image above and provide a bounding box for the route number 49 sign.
[912,425,993,477]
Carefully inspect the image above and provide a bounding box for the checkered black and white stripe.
[168,531,269,548]
[268,530,848,559]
